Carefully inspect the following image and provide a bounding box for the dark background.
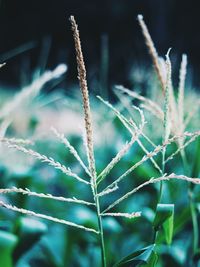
[0,0,200,91]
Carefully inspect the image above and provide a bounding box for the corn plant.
[0,15,200,267]
[116,14,200,264]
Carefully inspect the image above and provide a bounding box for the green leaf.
[41,225,67,267]
[153,204,174,245]
[114,244,155,267]
[191,137,200,178]
[13,217,47,263]
[141,251,158,267]
[148,251,158,266]
[163,212,174,245]
[0,230,18,267]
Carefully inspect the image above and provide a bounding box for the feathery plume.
[137,15,165,92]
[0,64,67,119]
[70,16,96,187]
[178,54,187,121]
[178,54,187,146]
[163,49,172,142]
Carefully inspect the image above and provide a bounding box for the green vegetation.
[0,15,199,267]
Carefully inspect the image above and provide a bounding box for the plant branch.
[0,200,98,234]
[3,141,89,185]
[102,174,200,213]
[0,187,95,206]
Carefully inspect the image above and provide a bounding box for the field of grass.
[0,15,199,267]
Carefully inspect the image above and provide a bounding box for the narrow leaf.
[114,244,155,267]
[153,203,174,245]
[153,204,174,230]
[0,230,18,267]
[163,212,174,245]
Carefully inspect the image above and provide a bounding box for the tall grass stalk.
[178,55,199,258]
[137,15,165,92]
[0,14,200,266]
[69,16,106,267]
[159,49,171,203]
[137,14,200,259]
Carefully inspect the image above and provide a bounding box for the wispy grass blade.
[2,141,90,185]
[178,54,187,132]
[100,131,200,195]
[0,64,67,119]
[97,132,142,185]
[101,212,141,219]
[70,16,106,266]
[0,187,95,206]
[0,200,98,234]
[70,16,96,182]
[165,131,200,164]
[163,49,172,142]
[114,90,158,148]
[137,14,165,92]
[177,54,188,148]
[1,137,33,145]
[51,127,91,178]
[97,95,162,174]
[140,103,164,120]
[97,184,119,197]
[116,85,163,118]
[103,174,200,213]
[162,49,172,181]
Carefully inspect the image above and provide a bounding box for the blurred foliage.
[0,80,199,267]
[0,34,199,266]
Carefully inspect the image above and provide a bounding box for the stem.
[189,189,198,253]
[159,49,171,203]
[158,148,166,202]
[69,16,107,266]
[94,190,107,267]
[182,151,199,255]
[158,180,163,203]
[152,230,158,243]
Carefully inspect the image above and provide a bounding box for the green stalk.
[158,148,166,202]
[181,150,199,255]
[189,189,198,254]
[152,230,158,243]
[94,189,107,267]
